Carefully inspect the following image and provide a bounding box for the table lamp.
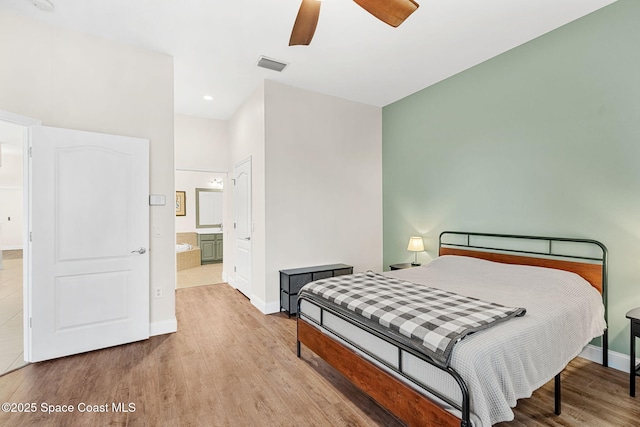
[407,236,424,266]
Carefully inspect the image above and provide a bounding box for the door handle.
[131,247,147,254]
[244,237,251,241]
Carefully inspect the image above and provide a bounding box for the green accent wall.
[382,0,640,356]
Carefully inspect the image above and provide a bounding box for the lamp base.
[411,262,421,267]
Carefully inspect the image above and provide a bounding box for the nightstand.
[389,263,414,270]
[626,307,640,397]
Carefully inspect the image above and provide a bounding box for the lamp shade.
[407,236,424,252]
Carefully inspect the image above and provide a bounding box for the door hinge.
[234,266,236,272]
[29,317,32,328]
[232,179,236,185]
[29,232,32,242]
[29,146,32,157]
[234,222,236,229]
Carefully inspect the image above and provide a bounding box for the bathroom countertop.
[196,229,223,234]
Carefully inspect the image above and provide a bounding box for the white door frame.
[0,109,41,363]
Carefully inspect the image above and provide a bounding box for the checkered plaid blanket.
[299,270,526,367]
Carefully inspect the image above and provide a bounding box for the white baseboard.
[267,301,281,314]
[2,245,23,250]
[225,278,279,314]
[149,317,177,336]
[222,271,228,283]
[250,295,280,314]
[579,344,638,373]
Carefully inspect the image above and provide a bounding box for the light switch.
[149,194,166,206]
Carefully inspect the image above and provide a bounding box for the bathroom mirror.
[195,188,223,228]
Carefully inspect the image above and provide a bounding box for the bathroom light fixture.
[203,95,213,101]
[407,236,425,266]
[209,178,223,189]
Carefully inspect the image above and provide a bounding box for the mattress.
[298,255,607,426]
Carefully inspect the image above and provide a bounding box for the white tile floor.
[0,252,26,376]
[177,263,224,289]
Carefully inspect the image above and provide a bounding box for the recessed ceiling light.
[27,0,55,12]
[203,95,213,101]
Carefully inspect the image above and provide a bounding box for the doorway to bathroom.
[175,169,226,289]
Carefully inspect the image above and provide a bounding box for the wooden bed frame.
[296,231,608,427]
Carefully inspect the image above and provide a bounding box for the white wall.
[0,189,22,250]
[228,83,267,307]
[175,114,229,172]
[227,81,382,313]
[264,81,383,307]
[0,10,176,333]
[0,128,23,249]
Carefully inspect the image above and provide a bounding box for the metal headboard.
[439,231,608,366]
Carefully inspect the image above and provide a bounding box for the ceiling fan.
[289,0,419,46]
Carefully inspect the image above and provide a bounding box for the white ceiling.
[1,0,617,120]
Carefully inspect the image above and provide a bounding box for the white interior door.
[234,157,251,298]
[28,125,149,363]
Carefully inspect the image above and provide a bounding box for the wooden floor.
[0,283,638,427]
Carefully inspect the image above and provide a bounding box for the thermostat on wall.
[149,194,166,206]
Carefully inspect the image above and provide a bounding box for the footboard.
[297,296,470,427]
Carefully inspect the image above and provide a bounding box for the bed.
[296,232,608,427]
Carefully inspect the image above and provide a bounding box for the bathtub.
[176,232,201,271]
[176,243,193,252]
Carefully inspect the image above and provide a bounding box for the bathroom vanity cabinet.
[198,232,223,264]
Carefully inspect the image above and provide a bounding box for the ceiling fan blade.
[289,0,322,46]
[353,0,419,27]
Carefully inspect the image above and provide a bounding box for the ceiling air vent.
[257,56,288,72]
